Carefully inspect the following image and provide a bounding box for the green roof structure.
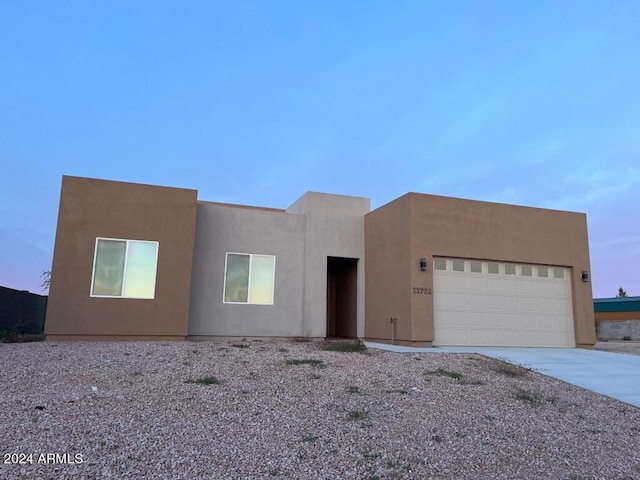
[594,296,640,313]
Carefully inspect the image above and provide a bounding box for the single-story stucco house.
[44,176,596,348]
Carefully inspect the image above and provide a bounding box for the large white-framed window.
[223,253,275,305]
[90,238,159,299]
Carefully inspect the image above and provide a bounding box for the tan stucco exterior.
[45,176,596,347]
[45,176,198,339]
[365,193,596,347]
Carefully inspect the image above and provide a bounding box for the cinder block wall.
[596,320,640,341]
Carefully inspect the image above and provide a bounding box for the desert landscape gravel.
[1,339,639,480]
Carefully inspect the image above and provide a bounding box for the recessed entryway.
[326,257,358,338]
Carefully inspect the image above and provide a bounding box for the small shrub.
[348,409,367,420]
[302,434,319,443]
[284,359,324,367]
[514,387,542,406]
[231,343,250,349]
[489,359,531,377]
[345,386,361,394]
[385,389,409,395]
[623,335,632,341]
[187,376,220,385]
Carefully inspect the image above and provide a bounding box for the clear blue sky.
[1,1,638,298]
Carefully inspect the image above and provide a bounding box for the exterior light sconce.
[581,271,589,282]
[420,258,427,271]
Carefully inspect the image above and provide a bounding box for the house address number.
[412,287,432,295]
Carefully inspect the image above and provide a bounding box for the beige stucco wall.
[188,203,307,337]
[190,192,369,338]
[287,192,370,337]
[365,193,596,347]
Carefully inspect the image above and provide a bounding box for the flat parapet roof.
[197,200,286,213]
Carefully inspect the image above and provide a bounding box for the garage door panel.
[447,293,469,307]
[518,280,537,295]
[536,282,554,295]
[467,276,485,292]
[519,296,537,313]
[449,277,467,292]
[503,280,519,294]
[434,258,574,347]
[486,294,502,311]
[502,295,519,312]
[486,277,502,293]
[468,311,488,326]
[468,294,486,310]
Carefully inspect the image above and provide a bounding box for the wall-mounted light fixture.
[420,258,427,271]
[581,271,589,282]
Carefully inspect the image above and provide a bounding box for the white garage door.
[433,258,574,347]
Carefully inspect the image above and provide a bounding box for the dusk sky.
[1,1,638,298]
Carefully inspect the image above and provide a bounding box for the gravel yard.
[2,339,639,480]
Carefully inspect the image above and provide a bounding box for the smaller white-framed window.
[470,261,482,273]
[224,253,276,305]
[521,265,533,277]
[488,263,500,274]
[434,258,447,271]
[90,238,159,299]
[538,266,549,278]
[452,259,465,272]
[554,268,564,279]
[505,264,516,276]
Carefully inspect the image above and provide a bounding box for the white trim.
[223,252,276,305]
[247,253,254,303]
[121,240,131,296]
[90,237,159,299]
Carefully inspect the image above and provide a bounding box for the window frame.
[452,259,465,272]
[89,237,159,299]
[434,258,447,271]
[470,261,483,274]
[504,264,516,276]
[223,252,276,305]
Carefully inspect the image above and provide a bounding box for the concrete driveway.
[365,342,640,408]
